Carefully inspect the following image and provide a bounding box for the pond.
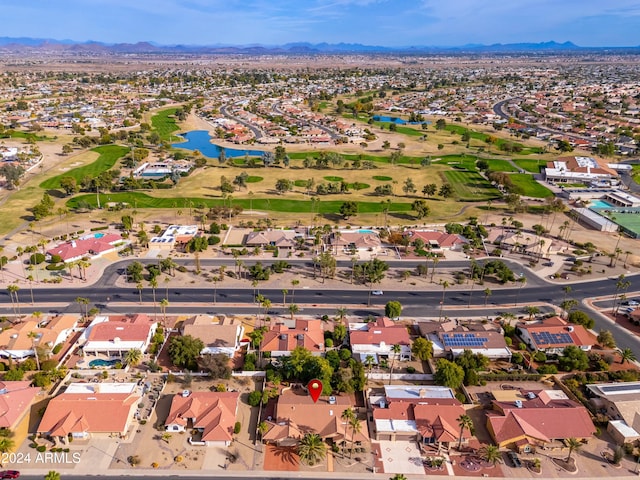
[373,115,431,125]
[172,130,265,158]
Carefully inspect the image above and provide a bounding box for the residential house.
[349,317,411,363]
[260,319,325,357]
[403,230,466,251]
[165,391,240,446]
[0,381,41,431]
[38,383,141,441]
[369,385,468,451]
[46,232,124,263]
[517,316,594,354]
[245,230,298,251]
[544,156,619,186]
[149,225,199,251]
[418,320,512,360]
[0,314,79,361]
[486,389,594,452]
[181,315,245,358]
[329,231,381,255]
[262,389,368,446]
[587,382,640,444]
[81,314,158,358]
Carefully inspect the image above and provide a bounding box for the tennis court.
[600,211,640,238]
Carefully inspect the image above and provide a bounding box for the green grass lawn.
[486,159,519,172]
[442,170,500,201]
[66,191,414,214]
[0,130,52,142]
[373,175,393,181]
[509,173,553,198]
[245,176,263,183]
[286,151,424,165]
[151,108,181,141]
[373,122,426,137]
[513,158,548,173]
[324,176,344,182]
[39,145,130,190]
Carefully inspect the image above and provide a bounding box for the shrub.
[52,344,63,355]
[248,391,262,407]
[49,254,63,263]
[325,338,334,348]
[504,337,512,346]
[537,364,558,374]
[37,445,47,452]
[174,455,183,463]
[406,366,416,374]
[29,252,46,264]
[151,462,159,468]
[128,455,141,466]
[45,263,66,271]
[208,235,220,245]
[234,421,241,434]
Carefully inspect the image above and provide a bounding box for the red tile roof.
[87,314,154,342]
[519,316,594,349]
[260,319,325,353]
[349,317,410,347]
[46,233,122,262]
[0,381,40,429]
[165,392,239,442]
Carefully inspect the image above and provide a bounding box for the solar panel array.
[442,333,488,348]
[531,331,572,345]
[599,383,640,394]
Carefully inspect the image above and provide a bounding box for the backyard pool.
[589,199,614,209]
[93,232,105,238]
[89,358,120,368]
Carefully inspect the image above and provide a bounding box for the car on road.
[621,300,639,306]
[506,451,522,468]
[1,471,20,479]
[542,261,554,267]
[371,290,383,296]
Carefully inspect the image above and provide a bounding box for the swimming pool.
[358,229,375,234]
[89,358,119,367]
[590,199,614,209]
[94,232,105,238]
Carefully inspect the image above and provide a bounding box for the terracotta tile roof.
[264,391,366,443]
[0,381,41,429]
[260,319,325,353]
[487,393,594,445]
[518,316,594,349]
[245,230,297,248]
[404,230,466,248]
[349,317,410,347]
[38,387,140,435]
[330,231,381,248]
[46,233,122,262]
[165,392,239,442]
[87,314,154,342]
[0,315,78,352]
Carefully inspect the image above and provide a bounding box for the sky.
[2,0,640,47]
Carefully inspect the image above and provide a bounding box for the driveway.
[375,440,425,475]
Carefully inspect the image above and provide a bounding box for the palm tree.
[483,287,492,307]
[364,355,375,375]
[514,276,526,307]
[619,348,637,365]
[7,284,20,318]
[479,444,502,465]
[288,303,299,320]
[439,279,449,321]
[136,282,144,304]
[257,421,269,439]
[26,275,35,305]
[27,331,41,370]
[124,348,142,367]
[75,296,90,319]
[335,307,348,323]
[390,475,408,480]
[341,408,355,456]
[297,433,326,466]
[457,414,474,450]
[290,279,299,302]
[525,305,540,320]
[44,471,60,480]
[565,437,582,462]
[160,298,169,327]
[388,344,402,385]
[348,416,362,458]
[0,436,15,456]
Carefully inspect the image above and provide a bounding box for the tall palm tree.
[290,279,299,302]
[7,284,20,318]
[619,348,637,365]
[483,287,492,307]
[124,348,142,367]
[75,296,90,319]
[297,433,326,466]
[349,416,362,458]
[160,298,169,327]
[479,445,502,465]
[136,282,144,304]
[565,437,582,462]
[514,276,526,307]
[364,355,375,375]
[27,331,41,370]
[439,280,449,321]
[525,305,540,320]
[26,275,35,305]
[388,344,402,385]
[341,408,355,456]
[335,307,348,323]
[288,303,299,320]
[281,289,288,306]
[457,414,474,450]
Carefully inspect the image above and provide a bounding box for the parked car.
[507,451,522,468]
[371,290,383,296]
[0,471,20,479]
[622,300,639,306]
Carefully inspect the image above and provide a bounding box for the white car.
[371,290,384,296]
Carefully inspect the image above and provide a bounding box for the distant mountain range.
[0,38,638,55]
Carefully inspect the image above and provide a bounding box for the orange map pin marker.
[308,379,323,403]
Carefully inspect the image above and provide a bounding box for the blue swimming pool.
[358,229,375,234]
[590,199,614,209]
[89,358,119,367]
[93,232,105,238]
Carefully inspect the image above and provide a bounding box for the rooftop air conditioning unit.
[182,390,190,397]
